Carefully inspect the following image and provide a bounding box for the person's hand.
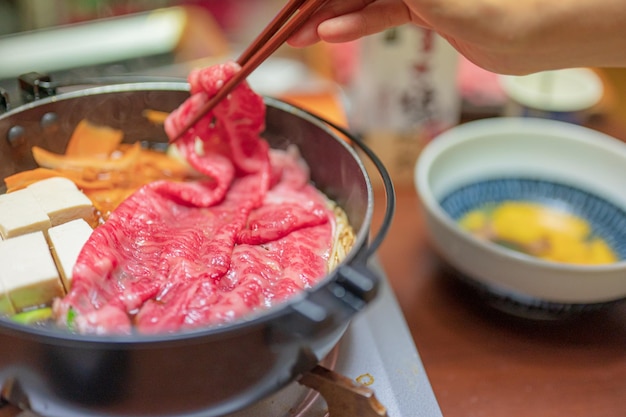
[288,0,626,75]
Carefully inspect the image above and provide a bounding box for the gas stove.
[0,27,442,413]
[0,77,442,417]
[0,263,441,417]
[221,261,443,417]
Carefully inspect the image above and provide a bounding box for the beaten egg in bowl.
[459,201,617,265]
[415,117,626,317]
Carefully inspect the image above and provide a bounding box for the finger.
[288,0,378,47]
[317,0,413,43]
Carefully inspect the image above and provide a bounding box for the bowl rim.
[498,68,604,112]
[415,117,626,272]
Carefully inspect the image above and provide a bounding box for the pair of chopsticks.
[170,0,330,143]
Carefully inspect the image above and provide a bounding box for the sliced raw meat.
[54,62,336,335]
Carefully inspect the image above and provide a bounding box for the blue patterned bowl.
[415,117,626,318]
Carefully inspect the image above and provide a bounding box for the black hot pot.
[0,82,395,417]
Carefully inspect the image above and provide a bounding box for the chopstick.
[170,0,329,143]
[237,0,308,67]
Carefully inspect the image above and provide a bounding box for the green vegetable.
[66,307,77,332]
[11,307,52,325]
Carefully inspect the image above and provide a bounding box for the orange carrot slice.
[4,168,115,192]
[33,142,141,172]
[65,119,124,158]
[142,109,170,125]
[4,168,65,192]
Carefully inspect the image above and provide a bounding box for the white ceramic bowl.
[499,68,604,112]
[415,117,626,316]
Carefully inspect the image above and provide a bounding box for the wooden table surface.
[371,181,626,417]
[287,87,626,417]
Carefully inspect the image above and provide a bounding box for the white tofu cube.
[0,188,51,239]
[48,218,93,291]
[27,177,94,226]
[0,231,65,311]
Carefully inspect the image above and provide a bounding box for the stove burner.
[299,366,388,417]
[0,347,388,417]
[1,377,33,416]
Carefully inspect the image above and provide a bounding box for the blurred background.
[0,0,337,118]
[0,0,288,79]
[1,0,626,186]
[0,0,273,39]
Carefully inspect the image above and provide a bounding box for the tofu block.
[0,188,52,239]
[0,231,65,311]
[48,218,93,291]
[27,177,94,226]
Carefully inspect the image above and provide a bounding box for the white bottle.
[347,25,460,185]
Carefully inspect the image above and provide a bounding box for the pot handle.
[270,108,396,339]
[270,261,383,340]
